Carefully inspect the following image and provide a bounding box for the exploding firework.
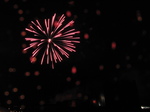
[23,13,80,69]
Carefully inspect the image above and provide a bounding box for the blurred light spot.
[99,65,104,71]
[98,102,101,106]
[84,95,88,100]
[25,72,30,76]
[136,10,142,21]
[126,55,130,60]
[127,64,132,69]
[66,77,71,82]
[111,41,116,49]
[83,9,88,14]
[75,80,80,86]
[20,105,25,110]
[71,101,76,107]
[92,100,97,104]
[13,4,18,9]
[6,100,12,104]
[73,15,78,19]
[141,106,150,109]
[40,7,45,12]
[39,100,45,105]
[21,31,26,36]
[18,9,23,14]
[22,44,27,48]
[19,17,25,21]
[137,16,142,21]
[34,71,40,76]
[8,68,16,72]
[30,57,37,63]
[71,66,77,74]
[4,91,9,96]
[115,64,120,69]
[68,0,75,5]
[12,88,18,92]
[77,93,82,98]
[4,0,9,3]
[84,33,89,39]
[96,9,101,15]
[99,93,105,106]
[19,95,25,100]
[66,10,72,17]
[132,41,137,46]
[36,85,42,90]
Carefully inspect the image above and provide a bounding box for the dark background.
[0,0,150,112]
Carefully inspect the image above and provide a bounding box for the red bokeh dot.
[30,57,37,63]
[13,4,18,9]
[111,41,116,49]
[18,9,23,14]
[71,66,77,74]
[92,100,97,104]
[96,9,101,15]
[25,72,30,76]
[19,17,25,21]
[66,77,71,82]
[68,1,74,5]
[84,33,89,39]
[21,31,26,36]
[75,81,80,86]
[66,10,72,17]
[34,71,40,76]
[99,65,104,71]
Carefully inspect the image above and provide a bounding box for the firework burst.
[23,13,80,69]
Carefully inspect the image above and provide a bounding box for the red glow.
[25,72,30,76]
[34,71,40,76]
[96,9,101,15]
[6,100,12,105]
[75,80,80,85]
[66,10,72,17]
[71,66,77,74]
[68,1,74,5]
[4,91,9,96]
[21,31,26,36]
[92,100,97,104]
[84,33,89,39]
[19,95,25,100]
[71,101,76,107]
[19,17,24,21]
[30,57,37,63]
[18,9,23,14]
[111,41,116,49]
[66,77,71,82]
[12,88,18,92]
[13,4,18,9]
[99,65,104,71]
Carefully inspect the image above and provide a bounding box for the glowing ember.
[24,13,80,69]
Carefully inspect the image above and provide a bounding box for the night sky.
[0,0,150,112]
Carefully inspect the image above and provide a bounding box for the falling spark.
[23,13,80,69]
